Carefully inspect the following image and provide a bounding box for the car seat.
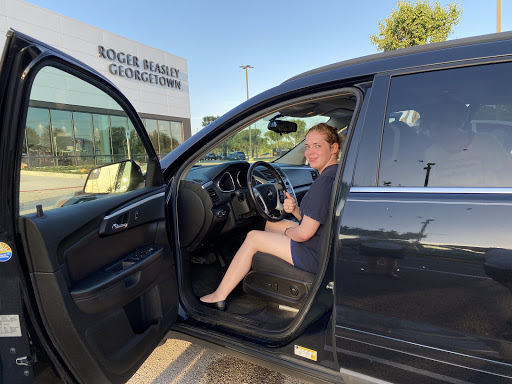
[242,252,315,308]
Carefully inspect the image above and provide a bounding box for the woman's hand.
[283,192,297,213]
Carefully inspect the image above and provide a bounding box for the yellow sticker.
[0,243,12,263]
[294,345,317,361]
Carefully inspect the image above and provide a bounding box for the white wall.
[0,0,190,120]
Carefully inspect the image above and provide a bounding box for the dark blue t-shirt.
[291,164,337,273]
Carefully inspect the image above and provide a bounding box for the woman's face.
[304,130,338,173]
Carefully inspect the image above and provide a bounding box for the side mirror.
[267,119,297,134]
[84,160,143,194]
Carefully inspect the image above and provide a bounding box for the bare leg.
[200,230,293,303]
[265,219,298,234]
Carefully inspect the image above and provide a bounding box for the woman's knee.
[245,230,260,243]
[244,230,267,251]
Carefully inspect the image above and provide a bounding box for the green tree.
[159,132,172,154]
[264,130,281,150]
[230,128,261,154]
[369,1,462,51]
[290,119,307,146]
[25,126,44,151]
[128,129,146,155]
[111,126,128,159]
[202,115,220,127]
[147,130,159,153]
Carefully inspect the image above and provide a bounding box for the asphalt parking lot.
[128,339,312,384]
[19,171,86,215]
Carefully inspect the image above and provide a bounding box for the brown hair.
[307,123,343,155]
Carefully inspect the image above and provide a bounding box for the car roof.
[284,31,512,83]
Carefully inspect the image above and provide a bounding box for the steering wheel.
[247,161,287,222]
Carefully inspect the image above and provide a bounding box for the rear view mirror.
[267,119,297,134]
[84,160,143,194]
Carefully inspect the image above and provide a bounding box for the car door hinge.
[326,281,334,290]
[16,355,37,367]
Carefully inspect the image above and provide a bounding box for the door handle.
[112,223,128,230]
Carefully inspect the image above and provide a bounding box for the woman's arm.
[285,215,320,242]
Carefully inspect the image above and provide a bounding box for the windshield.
[197,93,356,166]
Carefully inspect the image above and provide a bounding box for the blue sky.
[26,0,512,134]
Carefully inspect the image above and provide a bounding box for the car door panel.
[30,270,177,382]
[19,188,157,273]
[18,185,178,383]
[98,191,165,236]
[70,243,166,314]
[64,224,157,284]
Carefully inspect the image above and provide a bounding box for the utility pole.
[497,0,501,33]
[240,65,253,159]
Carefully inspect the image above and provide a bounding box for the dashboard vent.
[310,170,318,180]
[206,188,220,203]
[260,168,276,181]
[260,167,285,181]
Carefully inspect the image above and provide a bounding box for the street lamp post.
[240,65,253,159]
[497,0,501,33]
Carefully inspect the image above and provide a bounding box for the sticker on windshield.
[294,345,317,361]
[0,243,12,262]
[0,315,22,337]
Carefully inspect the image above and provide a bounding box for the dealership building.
[0,0,191,166]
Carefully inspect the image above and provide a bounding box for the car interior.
[174,92,358,337]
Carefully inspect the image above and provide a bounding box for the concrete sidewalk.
[20,170,88,179]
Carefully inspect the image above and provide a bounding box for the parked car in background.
[228,151,246,160]
[272,148,289,157]
[204,152,220,160]
[3,29,512,384]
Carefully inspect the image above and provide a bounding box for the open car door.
[0,30,178,383]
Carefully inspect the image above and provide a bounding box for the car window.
[20,66,149,215]
[379,62,512,188]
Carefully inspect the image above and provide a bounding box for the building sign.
[98,46,181,89]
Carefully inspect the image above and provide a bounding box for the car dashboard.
[177,161,318,252]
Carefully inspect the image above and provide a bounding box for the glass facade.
[73,112,95,166]
[50,110,73,166]
[158,120,172,156]
[110,115,129,163]
[144,119,159,154]
[24,108,52,166]
[171,121,184,147]
[22,107,185,167]
[143,118,183,159]
[93,114,112,165]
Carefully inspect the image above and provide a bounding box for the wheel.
[246,161,286,222]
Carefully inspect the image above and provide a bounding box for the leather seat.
[242,252,315,308]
